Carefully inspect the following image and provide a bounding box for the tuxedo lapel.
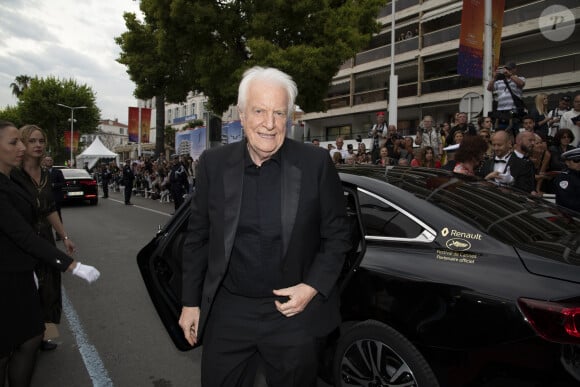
[223,142,245,261]
[281,143,301,258]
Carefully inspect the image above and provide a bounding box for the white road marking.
[107,198,172,217]
[62,286,114,386]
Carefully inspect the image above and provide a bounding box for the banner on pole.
[140,108,152,143]
[128,107,139,143]
[64,130,80,153]
[492,0,505,70]
[458,0,484,78]
[458,0,505,78]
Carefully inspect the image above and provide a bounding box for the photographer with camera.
[487,62,526,138]
[559,94,580,147]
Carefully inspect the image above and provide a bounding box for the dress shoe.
[41,340,57,351]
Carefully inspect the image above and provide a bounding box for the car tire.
[333,320,439,387]
[89,199,98,205]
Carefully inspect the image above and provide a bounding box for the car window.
[61,169,92,179]
[358,188,424,240]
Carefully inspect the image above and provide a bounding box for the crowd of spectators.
[93,154,197,205]
[318,93,579,199]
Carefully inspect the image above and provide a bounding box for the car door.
[137,198,194,351]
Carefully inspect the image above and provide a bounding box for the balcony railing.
[356,37,419,66]
[422,25,460,48]
[422,75,480,94]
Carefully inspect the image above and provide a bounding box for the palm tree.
[10,75,32,98]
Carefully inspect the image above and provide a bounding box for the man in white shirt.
[369,112,387,162]
[559,94,580,147]
[415,115,442,160]
[487,62,526,136]
[329,136,348,162]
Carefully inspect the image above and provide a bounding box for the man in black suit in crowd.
[178,67,351,386]
[478,130,535,193]
[43,156,65,239]
[122,159,135,205]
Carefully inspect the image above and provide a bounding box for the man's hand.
[179,306,201,346]
[273,283,318,318]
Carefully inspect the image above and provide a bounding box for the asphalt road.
[30,189,331,387]
[31,189,202,387]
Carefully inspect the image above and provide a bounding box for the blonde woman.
[11,125,76,351]
[531,93,551,137]
[0,121,99,387]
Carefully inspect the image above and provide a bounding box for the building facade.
[163,91,210,130]
[79,119,128,155]
[302,0,580,141]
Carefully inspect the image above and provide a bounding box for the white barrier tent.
[76,136,118,170]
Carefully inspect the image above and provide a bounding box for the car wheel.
[89,199,98,205]
[333,320,439,387]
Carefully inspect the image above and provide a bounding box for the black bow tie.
[494,159,507,163]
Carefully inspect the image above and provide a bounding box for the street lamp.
[57,103,87,167]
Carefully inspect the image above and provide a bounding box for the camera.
[495,66,506,80]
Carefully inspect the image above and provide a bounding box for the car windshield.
[357,167,580,263]
[61,169,92,179]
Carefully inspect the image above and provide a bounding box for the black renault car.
[61,168,98,205]
[137,166,580,386]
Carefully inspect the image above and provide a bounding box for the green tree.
[10,74,32,98]
[0,105,23,127]
[115,3,193,158]
[17,76,100,162]
[117,0,385,115]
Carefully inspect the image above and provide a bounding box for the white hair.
[237,66,298,117]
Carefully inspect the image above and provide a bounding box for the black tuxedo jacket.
[0,172,73,273]
[182,139,351,339]
[478,154,535,193]
[48,167,65,203]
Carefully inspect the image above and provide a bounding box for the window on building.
[326,125,352,141]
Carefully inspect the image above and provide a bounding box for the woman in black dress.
[11,125,76,350]
[0,121,100,387]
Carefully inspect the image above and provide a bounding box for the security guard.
[554,148,580,213]
[122,159,135,205]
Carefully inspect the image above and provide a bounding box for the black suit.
[478,153,535,193]
[182,139,350,385]
[47,167,65,220]
[0,172,73,353]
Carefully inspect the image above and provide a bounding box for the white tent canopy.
[76,136,118,170]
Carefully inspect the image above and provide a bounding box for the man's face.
[423,117,433,129]
[573,96,580,112]
[457,113,467,124]
[491,132,512,158]
[377,115,385,125]
[565,159,580,171]
[335,138,344,149]
[518,132,536,154]
[43,156,54,168]
[388,125,397,137]
[522,118,535,132]
[312,140,320,147]
[481,117,493,129]
[240,79,288,164]
[559,99,568,109]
